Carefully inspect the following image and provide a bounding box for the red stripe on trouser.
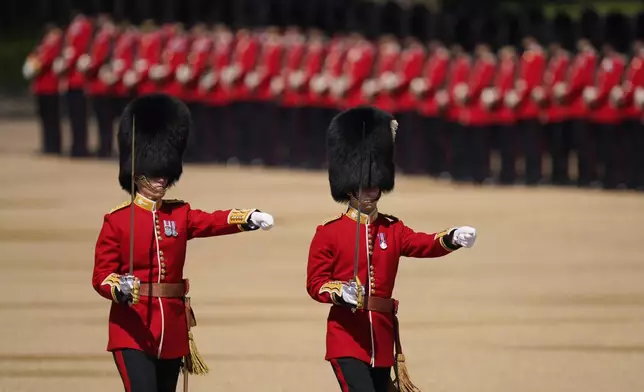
[330,359,350,392]
[114,351,132,392]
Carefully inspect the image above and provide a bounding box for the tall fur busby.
[550,12,575,51]
[603,12,631,53]
[327,106,398,203]
[636,12,644,42]
[118,94,191,194]
[408,4,430,42]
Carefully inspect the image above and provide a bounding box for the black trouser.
[496,124,517,184]
[544,121,572,185]
[450,122,469,182]
[467,125,491,184]
[518,119,542,185]
[395,111,423,174]
[423,116,446,176]
[204,105,229,163]
[112,349,182,392]
[112,95,133,121]
[277,105,303,167]
[36,93,62,154]
[66,88,89,157]
[572,119,598,186]
[91,95,115,157]
[625,119,644,189]
[330,357,391,392]
[595,122,624,189]
[309,106,337,169]
[231,101,254,164]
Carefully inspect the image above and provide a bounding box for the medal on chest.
[378,232,387,250]
[163,220,178,237]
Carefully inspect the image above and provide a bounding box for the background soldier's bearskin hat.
[118,94,191,193]
[326,106,397,203]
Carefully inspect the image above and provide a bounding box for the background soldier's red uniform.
[588,54,626,188]
[460,51,496,183]
[565,48,598,186]
[493,48,519,184]
[446,53,471,181]
[619,52,644,189]
[514,47,546,185]
[339,39,376,109]
[542,50,571,184]
[111,26,138,115]
[84,22,117,157]
[371,40,401,112]
[24,26,63,155]
[59,14,93,157]
[160,32,190,101]
[132,27,164,97]
[414,46,449,175]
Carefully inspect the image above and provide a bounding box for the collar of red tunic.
[344,206,378,224]
[133,193,162,212]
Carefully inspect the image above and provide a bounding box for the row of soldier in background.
[23,5,644,191]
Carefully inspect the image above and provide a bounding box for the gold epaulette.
[380,213,399,223]
[109,201,131,214]
[322,214,342,226]
[164,199,186,204]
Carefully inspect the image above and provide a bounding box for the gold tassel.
[183,331,209,375]
[393,353,421,392]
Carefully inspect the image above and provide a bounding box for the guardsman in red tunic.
[156,23,190,102]
[244,25,285,165]
[331,33,376,111]
[273,26,308,167]
[23,23,63,155]
[535,14,573,186]
[490,45,519,184]
[459,40,497,184]
[221,27,260,165]
[198,24,234,163]
[54,11,94,157]
[123,20,164,98]
[583,14,627,189]
[93,94,275,392]
[107,22,138,118]
[369,35,401,116]
[308,34,346,165]
[307,106,477,392]
[444,42,472,182]
[505,34,546,185]
[613,27,644,190]
[412,40,450,176]
[81,16,117,158]
[177,24,213,162]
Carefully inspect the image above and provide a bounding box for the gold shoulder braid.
[110,201,131,214]
[380,213,399,223]
[322,214,342,226]
[164,199,186,204]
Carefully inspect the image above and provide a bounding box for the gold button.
[371,289,376,294]
[370,271,375,276]
[159,251,164,256]
[161,262,166,268]
[371,282,375,288]
[370,265,374,270]
[160,256,165,262]
[160,275,166,280]
[161,269,166,274]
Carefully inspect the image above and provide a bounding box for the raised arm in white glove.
[451,226,477,248]
[249,211,274,231]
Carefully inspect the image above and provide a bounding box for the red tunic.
[309,38,344,108]
[161,34,191,100]
[493,55,517,125]
[588,55,626,124]
[280,35,308,107]
[446,55,471,122]
[92,194,259,359]
[340,42,376,109]
[395,45,426,113]
[620,55,644,119]
[135,31,164,96]
[60,16,93,90]
[306,207,459,367]
[199,32,234,107]
[542,52,571,123]
[111,30,138,98]
[459,55,496,126]
[85,26,116,96]
[372,43,402,112]
[415,48,450,117]
[27,30,63,95]
[564,51,598,119]
[514,49,546,120]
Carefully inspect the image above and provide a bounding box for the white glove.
[98,66,116,85]
[135,59,148,73]
[249,211,274,230]
[245,71,261,89]
[176,64,193,83]
[634,87,644,109]
[505,90,519,108]
[553,82,567,98]
[123,70,139,87]
[451,226,477,248]
[200,71,217,90]
[112,59,125,73]
[53,57,66,74]
[22,57,39,79]
[583,87,597,104]
[610,86,624,105]
[118,274,140,305]
[361,79,378,98]
[531,86,545,102]
[288,70,305,88]
[77,54,91,72]
[482,87,499,106]
[436,89,449,107]
[410,78,428,95]
[338,280,364,306]
[270,77,285,95]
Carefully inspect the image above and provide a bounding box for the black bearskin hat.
[118,94,191,193]
[327,106,398,203]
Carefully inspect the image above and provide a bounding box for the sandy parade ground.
[1,119,644,392]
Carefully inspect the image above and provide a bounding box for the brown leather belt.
[365,296,398,314]
[139,280,189,298]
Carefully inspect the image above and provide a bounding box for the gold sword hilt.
[352,275,365,313]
